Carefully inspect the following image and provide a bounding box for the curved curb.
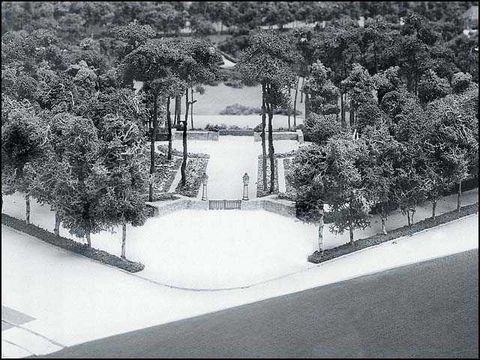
[122,212,479,292]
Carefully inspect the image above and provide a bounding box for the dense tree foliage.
[1,1,478,259]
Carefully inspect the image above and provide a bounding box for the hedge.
[308,202,479,264]
[1,213,145,273]
[157,145,210,159]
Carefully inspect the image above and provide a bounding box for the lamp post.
[242,172,249,201]
[201,173,208,201]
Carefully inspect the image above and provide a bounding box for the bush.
[205,123,227,131]
[220,104,261,115]
[452,72,473,93]
[224,79,244,88]
[1,213,145,272]
[304,113,342,144]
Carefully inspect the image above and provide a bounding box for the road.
[42,250,478,358]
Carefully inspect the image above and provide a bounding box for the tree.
[303,61,340,119]
[287,144,329,253]
[340,63,375,132]
[304,113,342,145]
[51,112,108,247]
[417,69,451,104]
[122,39,189,200]
[99,114,148,259]
[372,66,403,105]
[1,100,44,223]
[323,136,372,244]
[174,38,221,187]
[361,125,399,233]
[110,21,156,59]
[237,30,299,193]
[426,92,478,211]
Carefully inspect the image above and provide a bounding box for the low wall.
[174,131,219,141]
[254,132,298,142]
[219,129,254,136]
[147,195,296,218]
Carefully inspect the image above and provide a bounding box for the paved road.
[43,250,478,358]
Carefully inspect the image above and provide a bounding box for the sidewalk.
[2,188,478,291]
[2,213,477,357]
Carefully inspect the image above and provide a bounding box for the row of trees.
[1,14,221,258]
[289,61,478,252]
[233,8,477,197]
[4,2,474,38]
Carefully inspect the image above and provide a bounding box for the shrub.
[452,72,473,93]
[304,113,342,144]
[205,123,227,131]
[224,79,244,88]
[220,104,261,115]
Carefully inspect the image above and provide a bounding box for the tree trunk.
[349,226,354,245]
[175,95,181,126]
[410,208,415,224]
[190,88,194,130]
[149,92,158,202]
[287,86,291,130]
[173,95,178,125]
[25,194,30,224]
[261,83,267,192]
[317,204,324,253]
[121,219,127,259]
[293,77,299,127]
[268,109,275,194]
[166,97,172,161]
[381,216,387,235]
[340,92,346,128]
[407,210,411,227]
[304,93,310,120]
[54,212,61,236]
[432,199,437,219]
[300,77,305,103]
[86,229,91,248]
[349,106,354,129]
[457,180,462,211]
[181,88,189,187]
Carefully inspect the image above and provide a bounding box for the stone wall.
[219,129,254,136]
[147,195,297,219]
[174,131,219,141]
[253,131,298,142]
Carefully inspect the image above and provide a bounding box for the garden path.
[160,137,300,199]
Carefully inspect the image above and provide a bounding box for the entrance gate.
[209,200,242,210]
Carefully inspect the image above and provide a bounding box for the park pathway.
[164,136,299,200]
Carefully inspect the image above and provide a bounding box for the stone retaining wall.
[174,131,219,141]
[254,131,298,142]
[146,195,296,218]
[219,129,254,136]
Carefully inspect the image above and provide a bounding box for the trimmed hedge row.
[1,213,145,273]
[257,151,298,159]
[308,202,479,264]
[157,145,210,159]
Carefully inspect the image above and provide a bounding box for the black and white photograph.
[1,1,478,358]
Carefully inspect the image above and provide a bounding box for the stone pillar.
[242,172,250,201]
[201,174,208,201]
